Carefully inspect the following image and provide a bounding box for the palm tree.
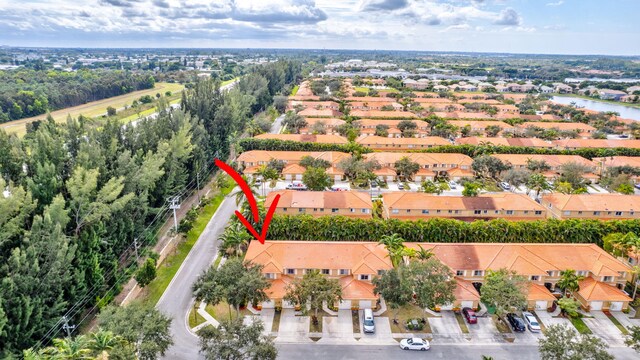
[41,336,92,359]
[219,222,252,257]
[557,269,584,297]
[414,245,434,261]
[88,329,126,359]
[604,232,640,299]
[232,176,260,207]
[379,233,406,267]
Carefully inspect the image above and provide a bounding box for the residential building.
[348,101,403,111]
[363,152,474,182]
[455,137,554,149]
[491,154,598,182]
[265,190,372,218]
[244,241,393,310]
[354,119,430,138]
[448,120,514,134]
[598,89,627,101]
[592,156,640,181]
[253,134,348,145]
[404,243,632,311]
[297,108,343,117]
[516,122,597,137]
[288,100,339,111]
[381,193,546,221]
[350,109,418,119]
[553,139,640,150]
[541,194,640,220]
[539,86,553,94]
[554,83,573,94]
[299,118,346,135]
[237,150,351,176]
[356,135,450,151]
[627,86,640,94]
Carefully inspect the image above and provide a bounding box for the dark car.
[462,307,477,324]
[506,313,526,332]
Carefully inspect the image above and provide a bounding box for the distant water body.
[551,96,640,121]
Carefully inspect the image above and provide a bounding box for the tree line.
[0,69,156,122]
[0,60,301,356]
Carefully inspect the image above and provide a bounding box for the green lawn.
[118,97,181,124]
[221,78,239,87]
[290,85,299,96]
[606,313,629,335]
[141,185,232,306]
[383,304,432,333]
[569,316,592,334]
[454,312,470,333]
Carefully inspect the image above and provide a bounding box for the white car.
[449,181,457,189]
[400,338,430,351]
[500,182,511,190]
[522,312,541,332]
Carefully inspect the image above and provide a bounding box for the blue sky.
[0,0,638,55]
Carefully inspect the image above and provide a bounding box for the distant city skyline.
[1,0,639,56]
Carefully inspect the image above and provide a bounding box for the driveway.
[276,309,312,343]
[358,312,395,344]
[318,310,357,344]
[429,312,465,343]
[582,311,624,345]
[536,310,572,328]
[468,316,502,343]
[243,308,274,336]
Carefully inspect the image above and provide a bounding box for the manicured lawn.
[354,87,370,94]
[290,85,299,96]
[352,310,360,334]
[272,310,282,333]
[188,305,207,328]
[221,78,239,87]
[455,312,470,333]
[569,316,592,334]
[141,189,229,306]
[384,304,432,333]
[605,312,629,335]
[493,315,512,333]
[309,310,329,333]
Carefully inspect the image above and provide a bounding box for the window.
[593,211,601,216]
[577,211,582,215]
[547,271,555,277]
[448,210,453,214]
[474,210,481,215]
[473,270,484,276]
[494,210,500,214]
[286,269,295,275]
[321,269,330,275]
[392,209,399,214]
[332,208,339,213]
[313,208,318,212]
[407,209,411,213]
[299,208,305,213]
[359,274,370,280]
[436,210,441,214]
[535,211,542,215]
[454,210,460,214]
[265,273,276,279]
[306,269,315,274]
[350,208,355,213]
[615,211,623,216]
[506,210,514,215]
[422,210,430,214]
[603,276,613,282]
[577,270,588,276]
[531,275,540,281]
[339,269,349,275]
[563,211,571,216]
[456,270,465,276]
[483,210,488,214]
[377,270,386,276]
[283,208,287,212]
[524,211,529,214]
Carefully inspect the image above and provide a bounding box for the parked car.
[506,313,526,332]
[399,338,430,351]
[462,307,477,324]
[522,312,541,332]
[635,183,640,190]
[286,181,307,191]
[363,308,375,334]
[330,185,348,191]
[254,178,262,185]
[500,182,511,190]
[449,181,457,189]
[397,183,405,190]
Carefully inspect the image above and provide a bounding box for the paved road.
[157,110,284,360]
[271,113,285,134]
[276,343,639,360]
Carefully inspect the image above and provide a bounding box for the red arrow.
[215,159,280,244]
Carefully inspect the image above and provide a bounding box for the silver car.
[522,311,541,332]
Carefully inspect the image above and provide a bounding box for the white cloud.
[546,1,564,6]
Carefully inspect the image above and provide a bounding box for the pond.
[550,96,640,121]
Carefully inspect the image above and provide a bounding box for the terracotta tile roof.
[382,193,545,212]
[592,156,640,168]
[339,277,378,300]
[578,277,632,302]
[302,118,346,127]
[541,194,640,212]
[403,243,631,277]
[518,122,596,132]
[265,275,293,299]
[455,278,481,301]
[254,134,348,144]
[245,240,393,275]
[450,113,496,120]
[413,97,453,104]
[506,138,554,148]
[456,137,511,146]
[373,167,397,176]
[345,96,395,102]
[528,283,556,301]
[491,154,596,169]
[350,110,418,118]
[237,150,351,166]
[281,163,306,175]
[363,152,473,167]
[356,135,450,147]
[448,120,513,129]
[297,108,343,117]
[553,139,640,149]
[265,190,372,210]
[354,119,428,129]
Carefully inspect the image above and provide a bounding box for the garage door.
[285,174,292,181]
[282,301,295,309]
[461,301,475,309]
[609,302,623,311]
[536,301,549,310]
[295,174,303,180]
[590,301,603,311]
[338,300,351,310]
[440,303,454,311]
[359,300,373,309]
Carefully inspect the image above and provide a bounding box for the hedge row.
[267,215,640,246]
[238,138,371,153]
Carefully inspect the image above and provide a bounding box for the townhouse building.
[237,150,351,181]
[447,120,514,134]
[356,135,450,151]
[516,122,597,138]
[265,190,373,218]
[363,152,474,182]
[541,194,640,220]
[299,118,346,135]
[253,134,349,145]
[455,136,554,149]
[490,154,598,182]
[553,139,640,150]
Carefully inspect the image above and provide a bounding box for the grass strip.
[569,316,592,334]
[455,312,470,334]
[606,313,629,335]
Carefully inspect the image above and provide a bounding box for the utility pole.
[196,162,201,205]
[62,316,76,338]
[167,196,181,233]
[133,237,140,262]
